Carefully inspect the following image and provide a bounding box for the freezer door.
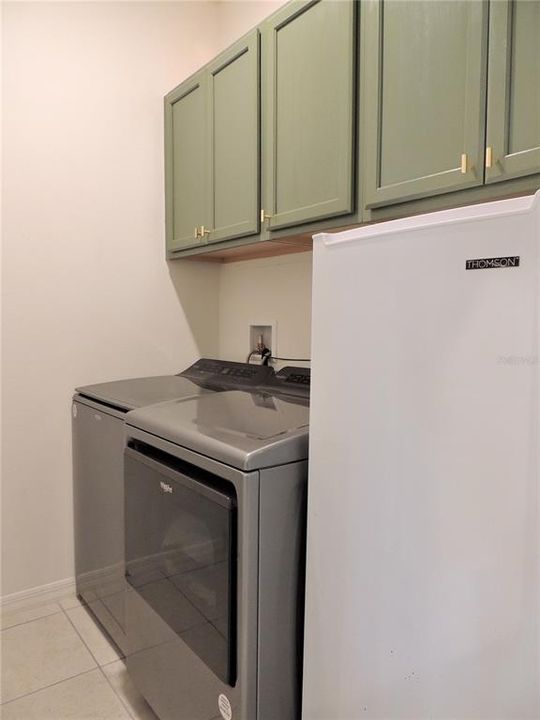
[304,194,540,719]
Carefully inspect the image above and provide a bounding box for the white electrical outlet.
[248,321,277,363]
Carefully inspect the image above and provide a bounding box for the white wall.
[218,253,312,365]
[1,1,221,597]
[215,0,313,368]
[215,0,286,49]
[1,0,312,599]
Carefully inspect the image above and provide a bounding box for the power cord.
[247,348,311,366]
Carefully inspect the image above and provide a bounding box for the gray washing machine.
[72,359,274,654]
[123,367,310,720]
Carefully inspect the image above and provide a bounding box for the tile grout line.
[2,595,135,717]
[0,667,98,707]
[61,606,136,720]
[1,606,64,633]
[60,605,113,670]
[97,663,137,720]
[0,585,77,613]
[0,592,84,629]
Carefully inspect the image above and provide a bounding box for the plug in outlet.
[248,322,277,364]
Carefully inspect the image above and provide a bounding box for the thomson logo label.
[466,256,520,270]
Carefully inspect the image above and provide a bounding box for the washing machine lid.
[75,376,210,413]
[126,390,309,471]
[75,359,275,413]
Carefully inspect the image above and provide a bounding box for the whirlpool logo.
[465,256,520,270]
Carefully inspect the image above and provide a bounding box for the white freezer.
[304,193,540,719]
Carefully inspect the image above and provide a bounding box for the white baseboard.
[1,576,76,610]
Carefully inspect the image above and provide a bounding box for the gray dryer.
[123,366,310,720]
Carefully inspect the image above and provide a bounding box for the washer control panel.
[180,358,274,388]
[264,366,310,398]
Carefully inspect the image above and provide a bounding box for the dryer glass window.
[125,442,237,685]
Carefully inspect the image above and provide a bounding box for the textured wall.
[1,1,221,596]
[1,0,309,598]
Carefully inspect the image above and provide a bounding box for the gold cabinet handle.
[200,225,213,237]
[260,209,273,223]
[194,226,201,239]
[460,153,468,174]
[485,146,493,169]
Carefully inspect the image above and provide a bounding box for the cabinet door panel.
[207,31,260,245]
[486,0,540,183]
[165,72,206,252]
[363,0,487,208]
[263,0,355,230]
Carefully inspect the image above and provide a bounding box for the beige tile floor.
[1,593,158,720]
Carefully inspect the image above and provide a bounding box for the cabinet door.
[262,0,356,231]
[486,0,540,183]
[165,71,207,253]
[363,0,488,208]
[206,31,260,245]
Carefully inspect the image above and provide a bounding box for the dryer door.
[124,441,237,686]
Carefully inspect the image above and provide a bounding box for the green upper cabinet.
[165,31,259,254]
[205,30,260,245]
[165,70,207,252]
[485,0,540,184]
[261,0,356,231]
[164,0,540,259]
[363,0,488,209]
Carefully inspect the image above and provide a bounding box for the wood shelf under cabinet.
[182,235,314,264]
